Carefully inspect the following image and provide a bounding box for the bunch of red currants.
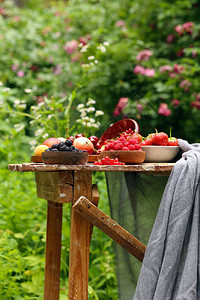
[94,156,125,165]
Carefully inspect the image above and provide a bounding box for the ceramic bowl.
[141,146,180,163]
[42,151,89,165]
[100,150,145,164]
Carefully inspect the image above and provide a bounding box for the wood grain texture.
[73,196,146,262]
[9,162,175,174]
[68,171,93,300]
[35,172,73,203]
[44,201,63,300]
[90,184,100,243]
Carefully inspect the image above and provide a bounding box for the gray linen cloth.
[133,139,200,300]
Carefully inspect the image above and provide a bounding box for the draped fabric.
[106,172,168,300]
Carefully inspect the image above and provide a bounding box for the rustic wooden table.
[8,162,174,300]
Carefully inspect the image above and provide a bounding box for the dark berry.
[51,148,58,152]
[45,148,51,152]
[58,142,65,148]
[52,143,59,149]
[59,146,67,151]
[70,145,75,151]
[65,139,73,147]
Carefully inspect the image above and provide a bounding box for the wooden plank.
[8,163,175,174]
[90,184,100,243]
[35,172,73,203]
[44,201,63,300]
[73,196,146,262]
[68,171,92,300]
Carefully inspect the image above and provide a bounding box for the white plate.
[141,146,180,162]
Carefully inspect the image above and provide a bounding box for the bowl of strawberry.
[140,130,180,162]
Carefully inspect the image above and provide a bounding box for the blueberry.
[58,142,65,148]
[65,139,73,147]
[59,145,68,151]
[45,148,51,152]
[70,145,75,150]
[51,148,58,152]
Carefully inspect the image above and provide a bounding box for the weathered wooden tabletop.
[8,162,175,173]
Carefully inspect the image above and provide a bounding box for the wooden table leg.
[44,201,63,300]
[68,171,92,300]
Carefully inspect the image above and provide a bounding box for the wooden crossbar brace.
[73,196,146,262]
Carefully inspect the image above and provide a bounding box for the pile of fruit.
[140,130,178,146]
[33,126,179,157]
[101,128,142,151]
[94,156,125,165]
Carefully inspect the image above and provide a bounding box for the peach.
[73,137,94,154]
[34,145,49,156]
[43,137,60,147]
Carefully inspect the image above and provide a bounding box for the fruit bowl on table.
[42,151,89,165]
[141,146,180,163]
[100,150,145,164]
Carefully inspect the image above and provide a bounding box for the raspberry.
[122,147,129,151]
[114,143,123,150]
[135,144,141,150]
[119,137,126,143]
[128,139,137,145]
[128,144,136,150]
[108,142,115,150]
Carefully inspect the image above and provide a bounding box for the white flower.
[34,128,44,136]
[76,119,82,123]
[89,118,95,123]
[87,107,95,112]
[88,56,94,60]
[35,114,42,119]
[31,105,39,111]
[47,114,53,120]
[0,81,3,86]
[92,123,99,128]
[81,64,90,68]
[95,110,104,116]
[79,43,83,48]
[103,42,109,46]
[18,104,27,109]
[77,103,85,109]
[81,111,87,117]
[14,99,21,107]
[86,99,96,106]
[38,102,44,107]
[83,116,90,121]
[90,62,94,66]
[29,140,37,146]
[97,44,106,53]
[29,120,35,125]
[42,133,49,139]
[94,60,98,64]
[87,122,92,127]
[80,45,88,53]
[3,87,10,92]
[24,88,33,93]
[14,123,25,132]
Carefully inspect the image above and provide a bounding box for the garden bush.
[0,0,200,298]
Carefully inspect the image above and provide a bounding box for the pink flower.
[136,50,153,61]
[171,99,180,106]
[173,64,185,74]
[116,20,126,27]
[158,103,171,116]
[113,97,129,116]
[79,35,91,45]
[133,65,145,75]
[133,65,155,77]
[182,22,194,34]
[176,48,184,57]
[63,40,79,54]
[180,80,191,92]
[174,24,184,36]
[136,104,143,113]
[159,65,172,73]
[11,64,19,71]
[17,70,24,77]
[144,68,155,77]
[54,65,62,75]
[191,100,200,109]
[166,34,175,43]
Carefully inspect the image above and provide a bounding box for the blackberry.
[59,145,68,151]
[52,143,59,149]
[58,142,65,148]
[65,139,73,147]
[45,148,51,152]
[51,148,58,152]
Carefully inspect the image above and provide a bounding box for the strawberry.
[127,132,142,143]
[152,130,168,146]
[167,128,179,146]
[140,138,153,146]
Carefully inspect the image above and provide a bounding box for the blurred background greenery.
[0,0,200,298]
